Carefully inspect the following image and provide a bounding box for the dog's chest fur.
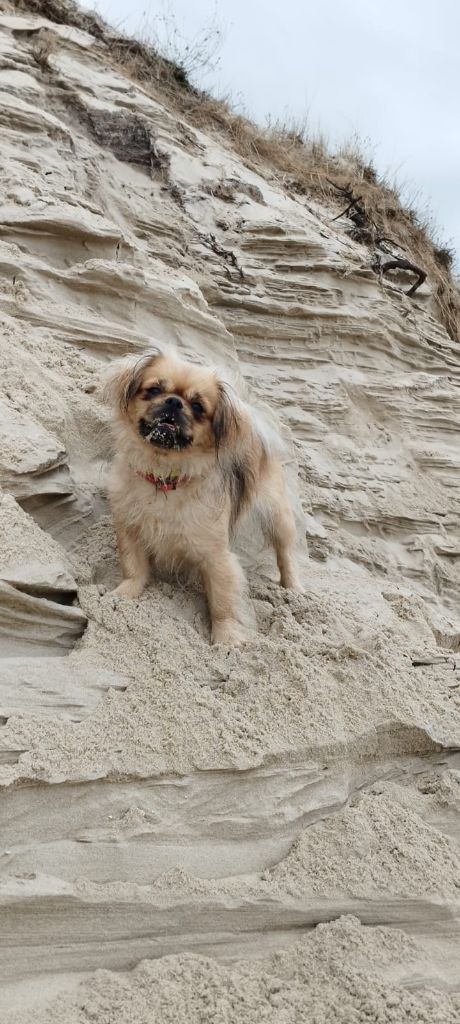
[110,462,228,568]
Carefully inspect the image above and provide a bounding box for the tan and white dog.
[103,348,302,645]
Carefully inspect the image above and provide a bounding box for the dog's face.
[104,351,238,457]
[131,354,221,454]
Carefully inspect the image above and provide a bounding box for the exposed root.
[329,180,428,297]
[202,232,245,280]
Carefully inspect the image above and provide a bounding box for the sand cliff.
[0,5,459,1020]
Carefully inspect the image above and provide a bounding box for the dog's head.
[103,349,240,457]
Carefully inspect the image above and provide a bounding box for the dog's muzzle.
[139,402,192,451]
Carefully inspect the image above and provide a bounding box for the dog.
[103,348,303,645]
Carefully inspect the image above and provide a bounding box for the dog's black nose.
[164,395,183,410]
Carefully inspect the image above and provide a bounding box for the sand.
[6,917,460,1024]
[0,3,459,1021]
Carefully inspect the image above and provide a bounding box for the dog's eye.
[191,399,204,418]
[144,385,162,398]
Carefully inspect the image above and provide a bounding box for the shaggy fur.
[103,348,302,646]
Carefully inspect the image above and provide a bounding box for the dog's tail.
[219,399,286,531]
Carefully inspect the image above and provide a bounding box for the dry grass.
[31,26,58,68]
[13,0,460,341]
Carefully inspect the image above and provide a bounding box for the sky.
[81,0,460,260]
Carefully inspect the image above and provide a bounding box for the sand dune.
[0,4,459,1020]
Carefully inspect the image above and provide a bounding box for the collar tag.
[136,470,188,493]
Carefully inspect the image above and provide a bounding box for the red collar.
[136,470,189,493]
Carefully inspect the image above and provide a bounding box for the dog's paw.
[211,619,247,648]
[111,579,145,600]
[287,581,305,595]
[281,575,305,594]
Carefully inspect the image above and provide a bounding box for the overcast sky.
[82,0,460,259]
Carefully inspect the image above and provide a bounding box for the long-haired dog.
[103,348,303,646]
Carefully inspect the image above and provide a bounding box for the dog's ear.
[101,351,161,413]
[212,381,240,450]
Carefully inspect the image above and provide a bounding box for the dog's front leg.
[201,550,247,646]
[113,521,150,599]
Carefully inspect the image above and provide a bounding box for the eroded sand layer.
[0,5,459,1021]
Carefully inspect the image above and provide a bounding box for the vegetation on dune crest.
[13,0,460,341]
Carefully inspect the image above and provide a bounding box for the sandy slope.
[0,5,459,1020]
